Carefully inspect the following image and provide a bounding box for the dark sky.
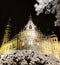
[0,0,60,44]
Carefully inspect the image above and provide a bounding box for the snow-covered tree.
[34,0,58,15]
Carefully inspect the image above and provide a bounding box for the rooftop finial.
[6,16,12,28]
[29,14,31,18]
[8,17,12,22]
[29,14,32,20]
[52,31,54,34]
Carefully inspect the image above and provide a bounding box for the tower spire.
[29,14,32,20]
[25,14,36,30]
[2,17,11,44]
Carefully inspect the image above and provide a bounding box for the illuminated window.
[12,44,16,48]
[9,45,12,49]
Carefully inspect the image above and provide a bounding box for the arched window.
[29,25,32,29]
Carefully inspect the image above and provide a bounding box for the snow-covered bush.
[0,50,60,65]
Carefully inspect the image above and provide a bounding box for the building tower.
[2,17,11,44]
[25,15,36,30]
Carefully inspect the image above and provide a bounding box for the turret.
[2,17,11,44]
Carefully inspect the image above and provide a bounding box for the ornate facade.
[0,15,60,59]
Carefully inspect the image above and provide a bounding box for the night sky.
[0,0,60,44]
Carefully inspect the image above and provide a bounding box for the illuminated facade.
[0,15,60,59]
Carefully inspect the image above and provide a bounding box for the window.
[9,45,12,49]
[55,39,56,41]
[12,44,16,48]
[29,25,32,29]
[53,39,56,42]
